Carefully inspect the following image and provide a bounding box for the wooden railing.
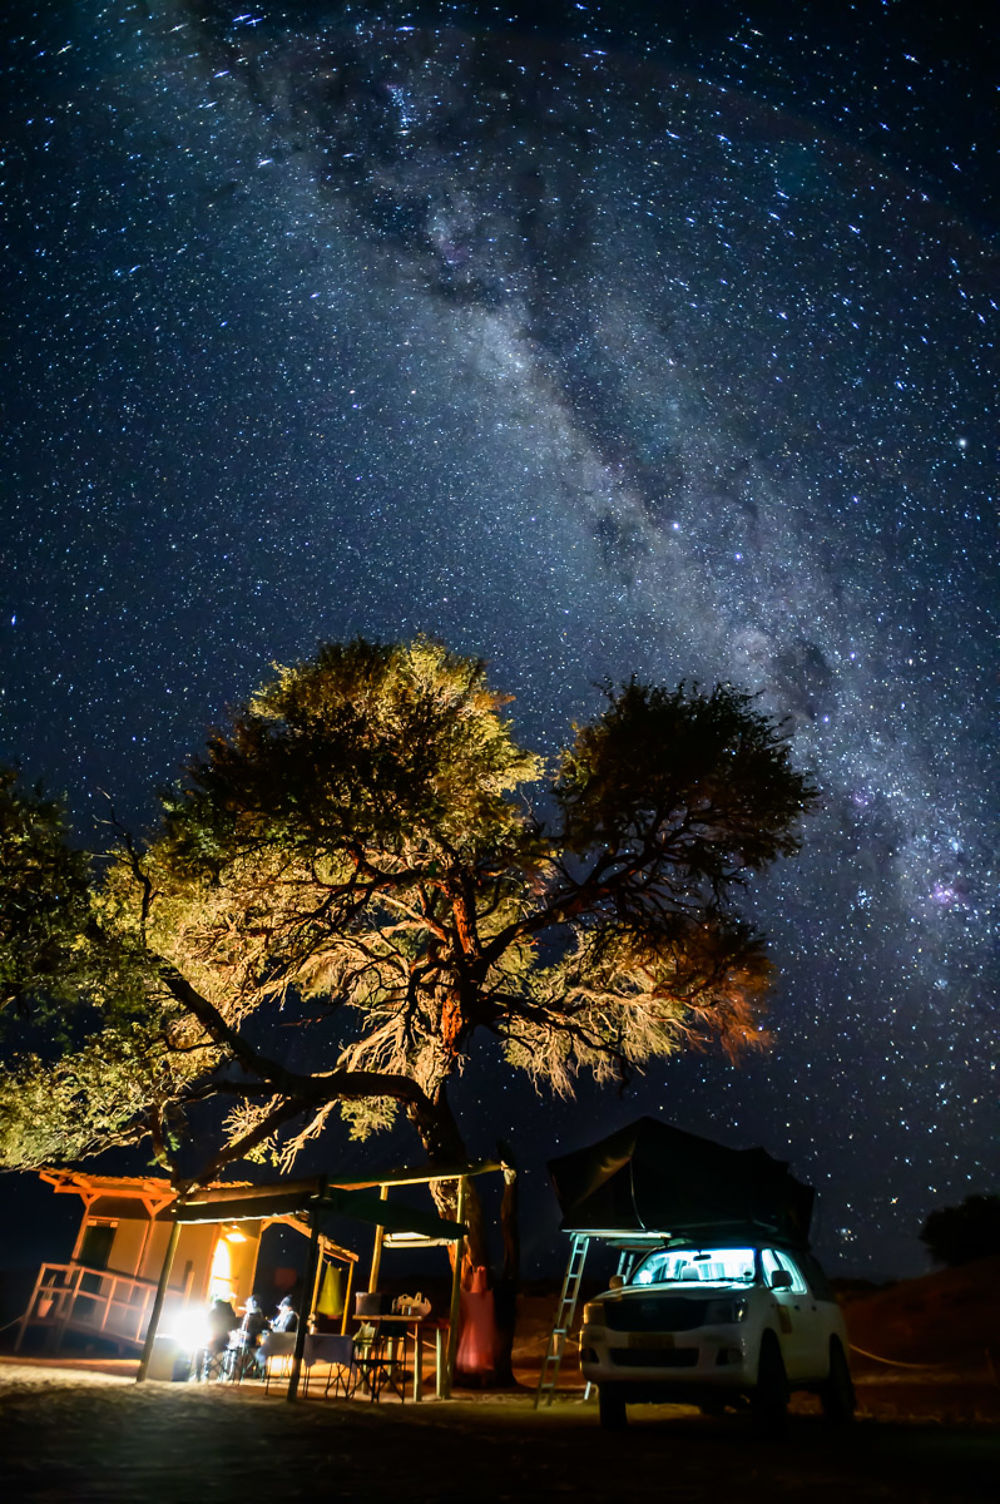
[15,1262,160,1351]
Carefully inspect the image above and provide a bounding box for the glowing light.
[172,1305,211,1353]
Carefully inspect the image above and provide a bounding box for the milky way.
[3,2,997,1275]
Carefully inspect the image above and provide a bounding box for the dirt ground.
[1,1357,996,1504]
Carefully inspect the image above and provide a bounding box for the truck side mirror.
[768,1269,793,1290]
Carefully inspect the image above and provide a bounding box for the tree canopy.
[0,638,817,1203]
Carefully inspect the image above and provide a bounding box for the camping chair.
[196,1343,229,1382]
[223,1332,262,1383]
[352,1323,407,1403]
[260,1330,297,1393]
[303,1334,359,1399]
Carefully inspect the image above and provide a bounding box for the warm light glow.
[208,1233,235,1302]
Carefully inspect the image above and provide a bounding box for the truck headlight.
[583,1302,605,1325]
[704,1297,748,1324]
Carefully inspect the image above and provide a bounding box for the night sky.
[2,1,997,1280]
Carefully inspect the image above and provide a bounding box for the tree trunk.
[404,1086,521,1387]
[404,1085,490,1267]
[492,1144,520,1386]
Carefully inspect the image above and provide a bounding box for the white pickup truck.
[580,1241,854,1432]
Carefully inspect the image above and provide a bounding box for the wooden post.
[287,1182,325,1402]
[442,1177,467,1399]
[435,1325,445,1399]
[309,1243,325,1324]
[136,1216,182,1383]
[50,1264,83,1355]
[367,1183,389,1294]
[12,1265,47,1354]
[341,1257,355,1337]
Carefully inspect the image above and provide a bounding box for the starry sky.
[2,1,997,1280]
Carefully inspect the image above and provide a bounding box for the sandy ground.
[1,1357,997,1504]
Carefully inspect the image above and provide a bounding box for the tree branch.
[157,962,438,1118]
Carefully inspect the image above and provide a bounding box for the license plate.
[627,1332,675,1349]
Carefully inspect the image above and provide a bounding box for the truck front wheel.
[751,1334,788,1437]
[598,1384,628,1430]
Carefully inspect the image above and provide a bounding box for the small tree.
[920,1195,1000,1267]
[0,639,816,1278]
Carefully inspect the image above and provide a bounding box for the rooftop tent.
[548,1117,815,1246]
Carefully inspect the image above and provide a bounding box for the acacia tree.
[0,639,816,1269]
[920,1195,1000,1267]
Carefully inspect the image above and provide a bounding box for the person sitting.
[241,1294,268,1344]
[271,1295,298,1333]
[202,1297,237,1380]
[228,1294,268,1379]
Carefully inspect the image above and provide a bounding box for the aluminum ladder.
[534,1233,590,1406]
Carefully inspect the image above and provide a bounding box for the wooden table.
[301,1333,356,1398]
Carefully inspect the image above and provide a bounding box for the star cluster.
[2,1,996,1275]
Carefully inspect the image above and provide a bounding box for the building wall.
[72,1210,264,1312]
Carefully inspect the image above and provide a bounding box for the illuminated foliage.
[0,770,92,1024]
[0,640,816,1194]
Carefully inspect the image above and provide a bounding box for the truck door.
[761,1248,813,1379]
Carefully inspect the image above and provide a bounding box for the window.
[761,1248,808,1294]
[632,1247,756,1286]
[796,1252,834,1301]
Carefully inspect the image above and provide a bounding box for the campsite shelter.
[13,1168,359,1358]
[535,1117,815,1402]
[15,1161,499,1397]
[142,1171,480,1398]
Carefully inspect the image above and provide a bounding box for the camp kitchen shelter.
[15,1163,492,1394]
[535,1117,815,1402]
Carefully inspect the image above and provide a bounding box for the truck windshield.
[631,1248,756,1285]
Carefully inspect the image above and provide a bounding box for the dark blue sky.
[2,1,997,1281]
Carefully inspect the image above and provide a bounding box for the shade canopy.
[548,1117,814,1246]
[172,1178,467,1241]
